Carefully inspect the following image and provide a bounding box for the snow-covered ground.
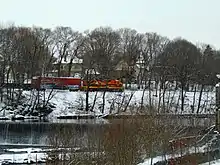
[0,147,101,164]
[0,145,213,165]
[0,89,215,119]
[0,148,47,164]
[138,145,208,165]
[139,126,220,165]
[139,144,219,165]
[21,89,215,119]
[200,159,220,165]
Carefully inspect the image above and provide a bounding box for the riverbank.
[0,89,215,121]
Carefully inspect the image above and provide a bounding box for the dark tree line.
[0,24,219,88]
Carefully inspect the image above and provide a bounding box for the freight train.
[31,76,124,92]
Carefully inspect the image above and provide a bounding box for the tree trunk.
[6,67,11,105]
[181,82,185,114]
[196,84,204,114]
[148,79,152,108]
[169,88,177,113]
[175,94,181,114]
[140,87,146,110]
[57,62,61,77]
[85,89,89,112]
[157,82,162,113]
[57,56,64,77]
[162,82,167,113]
[101,91,106,114]
[85,70,90,112]
[155,80,159,97]
[192,85,197,113]
[166,87,172,112]
[123,92,134,112]
[0,65,5,102]
[91,91,98,112]
[68,58,73,77]
[148,70,153,108]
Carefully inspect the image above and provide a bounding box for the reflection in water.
[0,117,214,147]
[0,123,47,145]
[0,121,106,148]
[0,130,47,144]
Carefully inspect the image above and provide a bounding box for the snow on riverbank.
[138,145,210,165]
[200,159,220,165]
[139,127,220,165]
[32,89,216,118]
[0,147,101,164]
[0,148,47,164]
[0,89,216,120]
[26,89,215,117]
[0,145,214,165]
[0,145,219,165]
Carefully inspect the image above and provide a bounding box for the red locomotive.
[31,76,124,92]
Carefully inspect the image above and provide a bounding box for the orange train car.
[80,79,124,92]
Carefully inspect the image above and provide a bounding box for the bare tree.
[0,26,18,83]
[119,28,143,87]
[32,27,56,77]
[139,33,169,110]
[195,44,215,114]
[0,26,17,103]
[2,26,52,82]
[53,26,80,77]
[83,27,121,78]
[67,33,84,77]
[159,38,201,113]
[81,32,98,112]
[82,27,121,112]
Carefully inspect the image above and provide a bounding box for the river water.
[0,120,107,146]
[0,116,214,146]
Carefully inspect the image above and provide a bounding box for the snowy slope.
[20,89,215,118]
[200,160,220,165]
[138,145,210,165]
[0,89,215,119]
[139,127,220,165]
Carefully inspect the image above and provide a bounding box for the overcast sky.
[0,0,219,48]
